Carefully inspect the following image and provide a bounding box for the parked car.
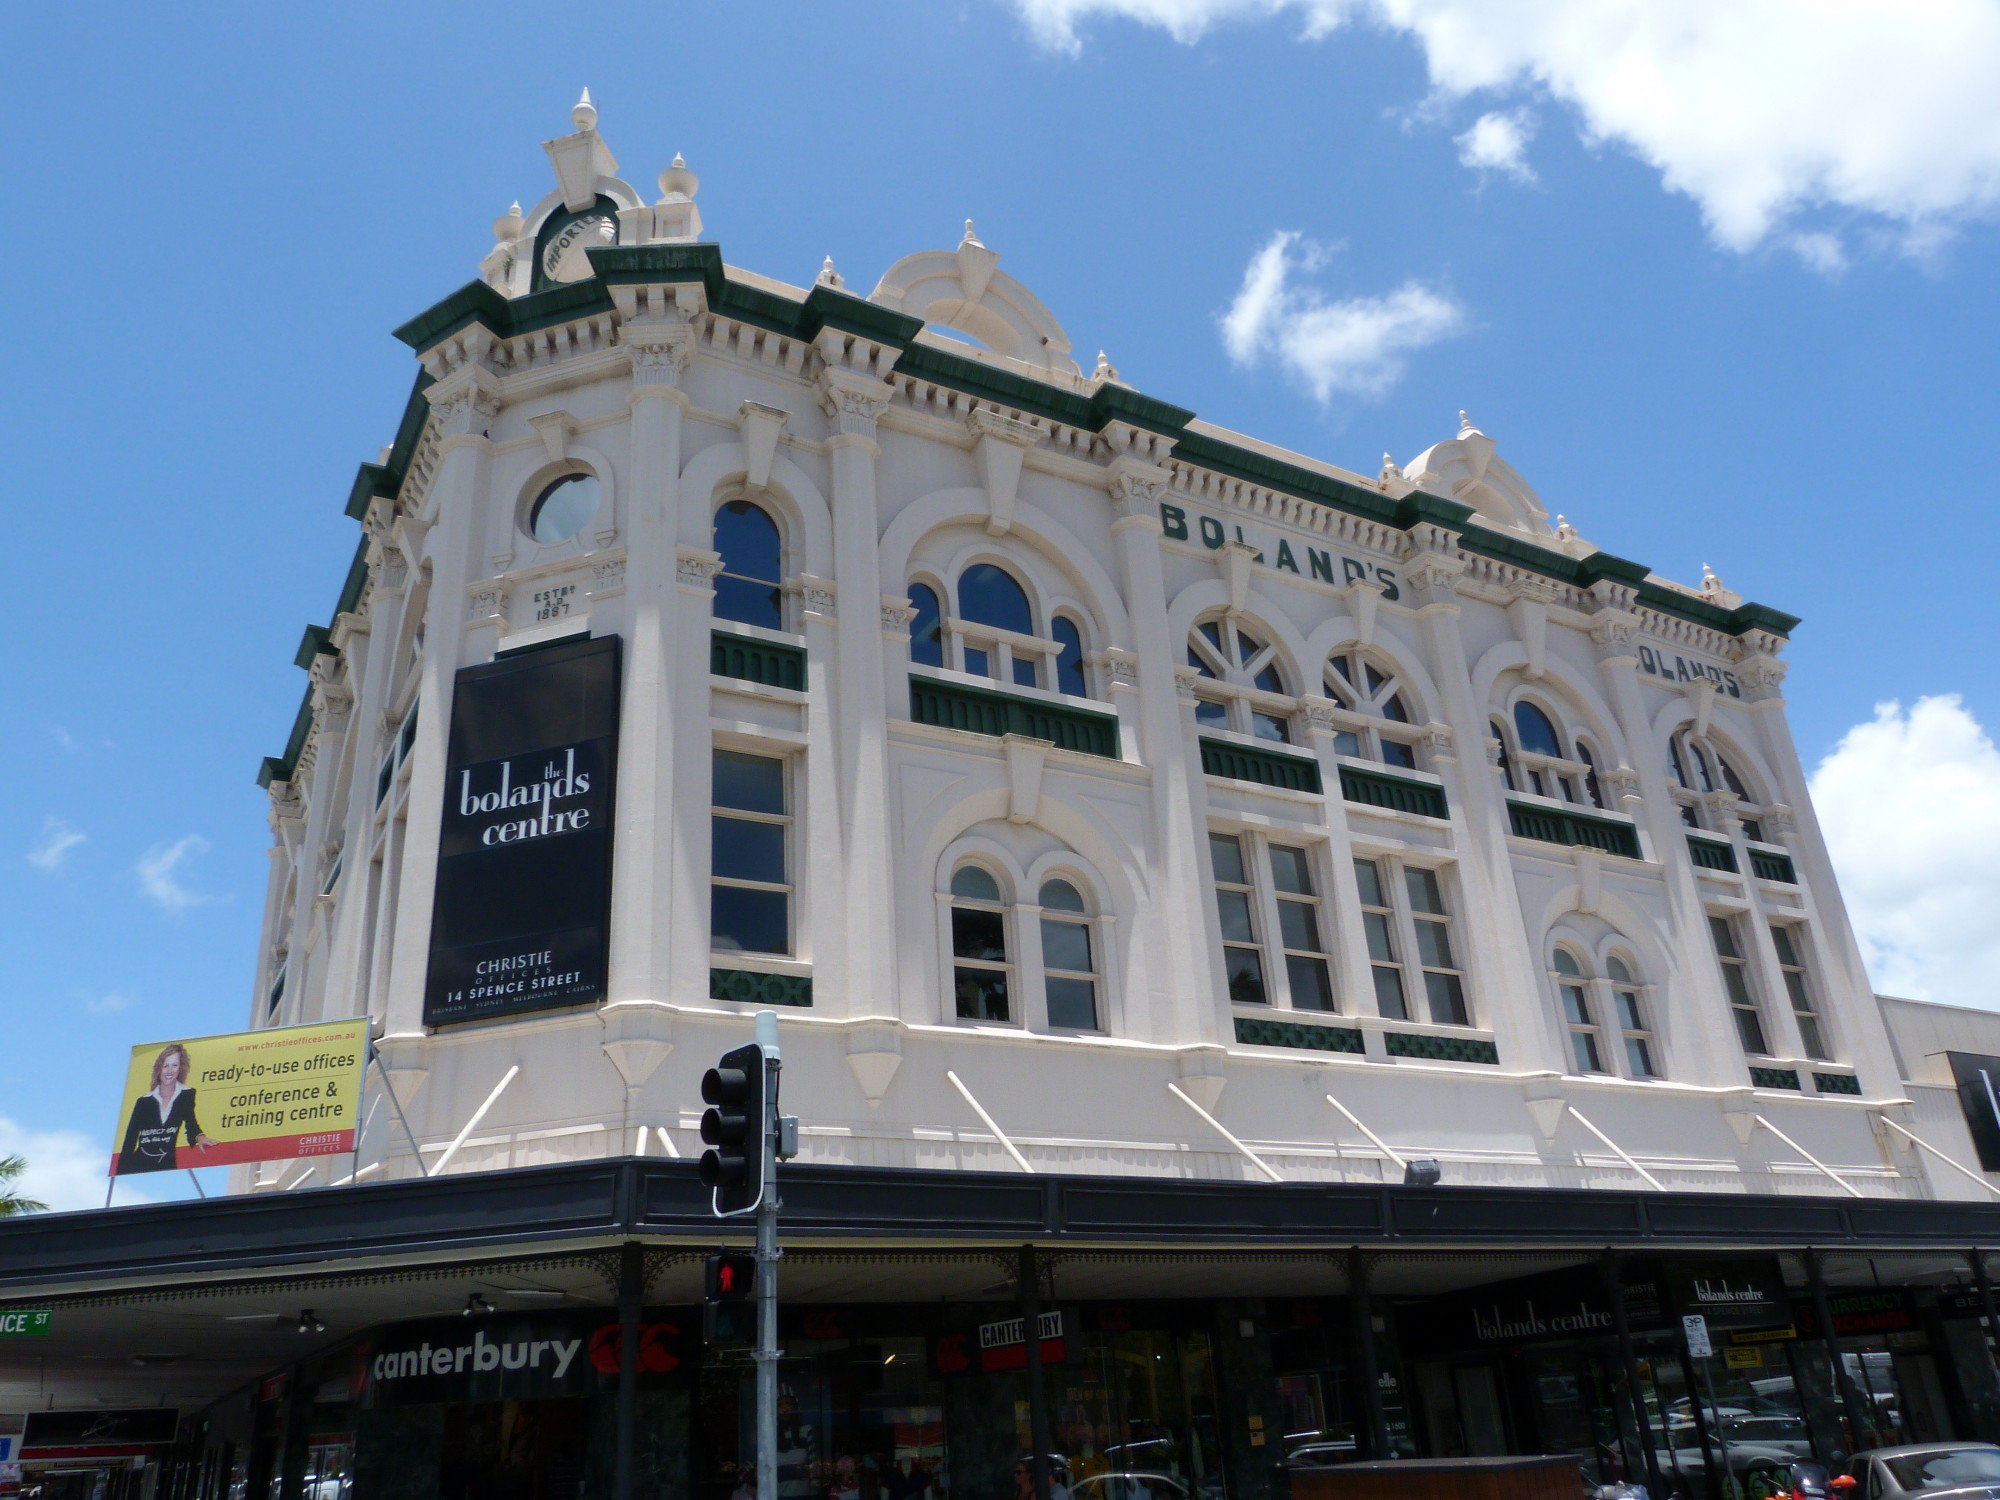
[1069,1474,1188,1500]
[1840,1444,2000,1500]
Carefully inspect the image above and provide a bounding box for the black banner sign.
[357,1307,692,1407]
[1397,1262,1668,1354]
[425,635,620,1026]
[1948,1052,2000,1173]
[1666,1256,1790,1328]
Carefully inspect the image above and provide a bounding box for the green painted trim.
[710,968,812,1007]
[1234,1016,1365,1054]
[1338,763,1448,820]
[1750,848,1799,884]
[1687,833,1740,873]
[257,691,314,788]
[294,623,335,669]
[1812,1071,1862,1096]
[382,252,1796,636]
[334,537,370,618]
[909,675,1120,758]
[711,631,806,692]
[1749,1066,1802,1091]
[1199,737,1323,794]
[800,283,925,346]
[1507,800,1644,859]
[1385,1031,1500,1065]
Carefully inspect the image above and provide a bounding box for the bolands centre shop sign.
[425,634,621,1027]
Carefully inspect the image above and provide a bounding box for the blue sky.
[7,0,2000,1207]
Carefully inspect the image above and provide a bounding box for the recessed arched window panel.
[1039,878,1099,1030]
[1551,948,1604,1073]
[1491,720,1516,792]
[1325,654,1420,768]
[1187,617,1290,740]
[908,583,944,667]
[1514,701,1562,758]
[713,500,783,628]
[1577,743,1606,809]
[1052,616,1087,697]
[1605,955,1657,1077]
[1689,744,1715,793]
[1719,755,1749,800]
[958,564,1033,636]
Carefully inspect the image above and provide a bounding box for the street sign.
[1682,1313,1712,1358]
[0,1311,49,1338]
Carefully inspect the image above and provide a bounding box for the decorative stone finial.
[493,201,524,242]
[572,88,597,132]
[1701,563,1723,594]
[1555,514,1581,544]
[817,255,844,289]
[1379,452,1404,482]
[1092,350,1121,383]
[1458,409,1476,436]
[961,218,982,247]
[658,152,699,203]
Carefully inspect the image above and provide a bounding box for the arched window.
[950,865,1011,1022]
[1552,949,1605,1074]
[1039,879,1099,1030]
[1514,701,1561,757]
[1607,956,1656,1077]
[959,564,1036,683]
[1052,616,1087,698]
[528,472,600,545]
[1576,743,1606,810]
[908,583,944,668]
[1491,719,1516,792]
[1668,729,1776,842]
[1324,653,1421,768]
[713,499,782,629]
[914,563,1083,692]
[1187,618,1291,743]
[1500,700,1587,801]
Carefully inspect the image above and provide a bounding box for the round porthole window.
[528,473,599,544]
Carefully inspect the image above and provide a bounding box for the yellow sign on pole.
[109,1020,369,1176]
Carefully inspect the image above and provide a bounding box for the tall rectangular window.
[1353,858,1408,1021]
[712,749,790,955]
[1210,833,1267,1005]
[1270,845,1335,1012]
[1710,915,1767,1055]
[1772,925,1828,1060]
[1406,867,1469,1026]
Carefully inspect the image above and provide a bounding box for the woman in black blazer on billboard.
[118,1043,217,1173]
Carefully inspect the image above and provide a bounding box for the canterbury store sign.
[358,1309,692,1406]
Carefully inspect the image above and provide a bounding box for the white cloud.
[1220,230,1465,401]
[27,817,85,871]
[1787,231,1847,276]
[0,1116,165,1213]
[1456,108,1538,184]
[136,834,213,912]
[1009,0,2000,252]
[85,994,130,1015]
[1811,695,2000,1008]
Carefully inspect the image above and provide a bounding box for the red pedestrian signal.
[705,1251,756,1303]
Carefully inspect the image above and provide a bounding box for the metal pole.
[756,1046,781,1500]
[614,1240,642,1500]
[1021,1244,1053,1500]
[1973,1249,2000,1438]
[1699,1355,1734,1500]
[370,1047,430,1176]
[1348,1248,1390,1460]
[1602,1251,1663,1498]
[1807,1249,1872,1456]
[1679,1324,1722,1500]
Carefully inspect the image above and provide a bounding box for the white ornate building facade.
[249,94,1958,1208]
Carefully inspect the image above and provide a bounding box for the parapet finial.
[818,255,844,289]
[572,87,597,132]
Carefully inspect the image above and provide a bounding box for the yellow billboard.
[110,1020,369,1176]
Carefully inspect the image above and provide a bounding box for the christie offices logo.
[457,747,594,846]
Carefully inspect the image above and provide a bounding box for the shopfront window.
[1060,1326,1225,1500]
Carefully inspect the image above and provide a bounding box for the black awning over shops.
[6,1163,2000,1500]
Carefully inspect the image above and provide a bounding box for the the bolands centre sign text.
[424,634,621,1027]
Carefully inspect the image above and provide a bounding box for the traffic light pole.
[755,1014,782,1500]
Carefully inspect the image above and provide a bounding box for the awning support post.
[1020,1244,1053,1500]
[1807,1247,1873,1457]
[613,1240,643,1500]
[1347,1247,1390,1460]
[1601,1249,1663,1499]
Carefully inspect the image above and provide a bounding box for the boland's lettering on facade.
[424,634,621,1026]
[1159,503,1399,599]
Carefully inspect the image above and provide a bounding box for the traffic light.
[699,1041,767,1215]
[705,1252,756,1302]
